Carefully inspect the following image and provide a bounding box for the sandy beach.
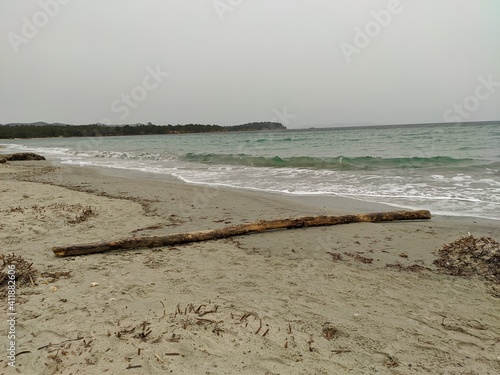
[1,160,499,375]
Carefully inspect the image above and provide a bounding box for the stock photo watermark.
[72,64,169,157]
[339,0,412,63]
[443,74,499,123]
[213,0,244,22]
[191,185,220,213]
[105,65,170,122]
[236,105,296,155]
[7,0,72,54]
[6,264,17,367]
[271,106,296,128]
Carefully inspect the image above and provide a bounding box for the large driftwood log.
[52,210,431,257]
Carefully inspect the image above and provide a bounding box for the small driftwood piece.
[52,210,431,257]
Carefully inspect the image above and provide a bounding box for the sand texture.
[1,161,499,375]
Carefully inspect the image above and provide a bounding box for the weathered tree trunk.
[52,210,431,257]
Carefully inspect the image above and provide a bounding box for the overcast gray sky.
[1,0,499,128]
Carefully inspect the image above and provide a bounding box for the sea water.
[2,122,499,220]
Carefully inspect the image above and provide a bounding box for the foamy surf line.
[1,143,72,155]
[170,172,500,221]
[2,142,499,221]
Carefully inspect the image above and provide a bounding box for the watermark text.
[443,75,499,123]
[6,264,17,367]
[8,0,72,54]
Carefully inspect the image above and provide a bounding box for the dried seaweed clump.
[0,152,46,162]
[0,253,38,292]
[66,206,97,224]
[434,235,500,283]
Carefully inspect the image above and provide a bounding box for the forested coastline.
[0,122,286,139]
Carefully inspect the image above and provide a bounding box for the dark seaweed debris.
[0,152,46,162]
[434,235,500,284]
[0,253,38,294]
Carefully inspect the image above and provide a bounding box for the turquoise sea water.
[2,122,499,220]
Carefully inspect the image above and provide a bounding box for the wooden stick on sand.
[52,210,431,257]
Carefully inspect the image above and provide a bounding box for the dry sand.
[1,161,499,374]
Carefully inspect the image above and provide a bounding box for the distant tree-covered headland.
[0,122,286,139]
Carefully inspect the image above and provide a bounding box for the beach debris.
[134,321,152,341]
[131,223,168,233]
[332,349,352,354]
[491,286,500,298]
[385,263,431,272]
[169,302,275,339]
[66,206,97,224]
[116,326,136,338]
[255,319,263,334]
[384,355,400,368]
[4,203,97,226]
[125,364,142,369]
[49,286,58,293]
[40,271,71,283]
[90,282,99,287]
[326,251,343,261]
[38,337,88,372]
[166,334,180,343]
[322,325,340,340]
[0,253,37,294]
[38,336,84,351]
[116,321,153,342]
[51,210,431,257]
[0,152,46,163]
[153,352,167,364]
[434,235,500,284]
[343,252,373,264]
[307,336,317,352]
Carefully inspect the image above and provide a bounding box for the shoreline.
[97,160,500,222]
[43,158,500,222]
[1,161,499,374]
